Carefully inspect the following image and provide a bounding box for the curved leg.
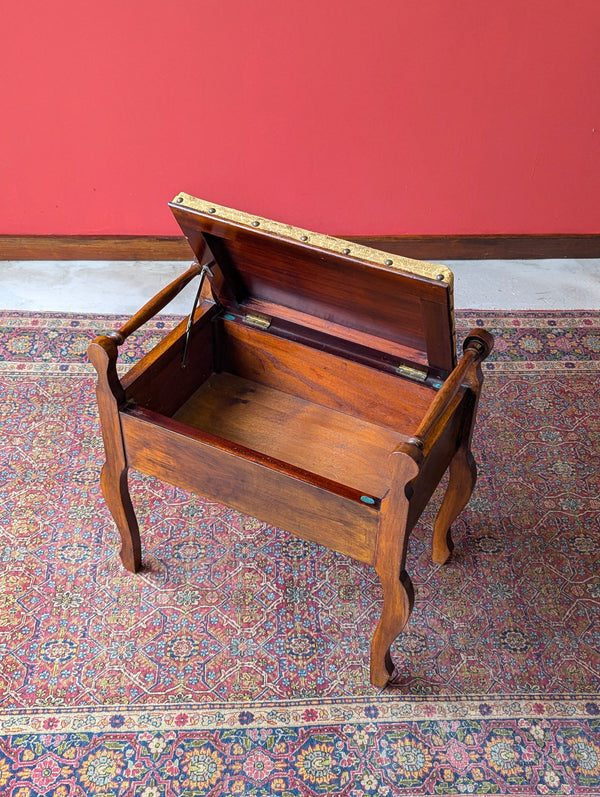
[432,445,477,564]
[430,329,491,565]
[101,463,142,573]
[370,450,420,687]
[88,339,143,574]
[371,569,414,687]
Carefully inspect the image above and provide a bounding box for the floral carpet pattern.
[0,309,599,795]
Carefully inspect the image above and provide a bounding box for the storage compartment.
[174,372,405,499]
[127,311,436,501]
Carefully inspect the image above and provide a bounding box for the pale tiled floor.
[1,259,599,313]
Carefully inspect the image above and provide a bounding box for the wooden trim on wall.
[1,234,600,261]
[0,236,191,261]
[351,234,600,260]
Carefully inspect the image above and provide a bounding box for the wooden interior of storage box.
[130,310,437,501]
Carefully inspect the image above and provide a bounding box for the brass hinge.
[396,364,428,382]
[243,312,272,330]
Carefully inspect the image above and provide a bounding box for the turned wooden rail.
[407,329,494,453]
[104,262,206,346]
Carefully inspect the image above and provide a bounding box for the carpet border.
[2,694,600,735]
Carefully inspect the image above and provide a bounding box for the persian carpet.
[0,309,599,796]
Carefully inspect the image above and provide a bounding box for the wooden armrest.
[103,262,205,346]
[405,329,494,453]
[88,261,214,404]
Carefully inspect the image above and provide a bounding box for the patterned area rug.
[0,309,599,795]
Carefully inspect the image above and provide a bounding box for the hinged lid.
[170,192,456,375]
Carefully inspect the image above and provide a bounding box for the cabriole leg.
[429,330,493,565]
[88,337,143,573]
[370,449,420,687]
[431,445,477,565]
[370,567,414,687]
[101,462,142,573]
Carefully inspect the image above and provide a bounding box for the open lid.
[170,192,456,375]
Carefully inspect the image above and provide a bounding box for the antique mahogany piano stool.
[88,193,494,687]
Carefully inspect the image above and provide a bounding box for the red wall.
[2,1,599,236]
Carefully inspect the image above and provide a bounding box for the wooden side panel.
[121,411,378,564]
[219,319,434,431]
[122,305,218,416]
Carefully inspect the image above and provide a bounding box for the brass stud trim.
[170,192,454,289]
